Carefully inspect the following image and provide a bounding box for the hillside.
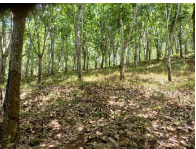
[1,54,194,148]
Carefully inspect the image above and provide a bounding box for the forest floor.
[1,53,195,149]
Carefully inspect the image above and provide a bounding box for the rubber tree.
[0,11,12,84]
[1,4,34,144]
[120,3,138,80]
[72,3,86,81]
[33,4,52,83]
[165,3,181,81]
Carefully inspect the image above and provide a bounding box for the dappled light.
[0,3,194,149]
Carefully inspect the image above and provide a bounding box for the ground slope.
[1,54,195,148]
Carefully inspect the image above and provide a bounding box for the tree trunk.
[25,43,31,77]
[51,28,55,75]
[38,55,42,83]
[101,50,104,68]
[64,40,68,74]
[120,3,138,80]
[166,3,181,81]
[139,38,141,62]
[0,55,8,83]
[126,46,130,64]
[83,47,86,70]
[86,51,89,71]
[30,54,34,77]
[2,8,27,144]
[105,39,108,68]
[95,53,97,69]
[185,41,188,55]
[0,12,12,84]
[179,30,183,58]
[134,21,138,67]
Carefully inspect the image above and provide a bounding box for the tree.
[192,3,195,52]
[0,3,34,144]
[120,3,138,80]
[165,3,181,81]
[29,4,52,83]
[0,11,12,84]
[72,3,85,81]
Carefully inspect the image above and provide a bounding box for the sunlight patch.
[48,119,62,130]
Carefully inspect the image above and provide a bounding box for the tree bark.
[38,55,42,83]
[51,28,55,75]
[179,19,183,58]
[134,20,138,67]
[2,8,27,144]
[166,3,181,81]
[126,45,130,64]
[0,12,12,84]
[25,43,32,77]
[72,4,85,80]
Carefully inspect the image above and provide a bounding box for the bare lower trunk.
[51,28,55,75]
[30,56,34,77]
[2,9,27,143]
[86,51,89,71]
[83,48,86,70]
[25,44,31,77]
[77,49,82,80]
[105,40,108,68]
[179,30,183,58]
[38,56,42,83]
[101,52,104,69]
[134,22,137,67]
[109,53,111,67]
[120,47,126,80]
[95,56,97,69]
[126,46,130,64]
[139,39,141,62]
[0,56,8,83]
[185,41,188,55]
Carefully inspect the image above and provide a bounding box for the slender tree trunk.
[30,53,34,77]
[105,39,108,68]
[126,46,130,64]
[145,27,149,61]
[134,21,138,67]
[179,31,183,58]
[95,53,97,69]
[25,44,31,77]
[139,38,141,62]
[0,12,12,84]
[83,46,86,70]
[176,39,179,54]
[166,3,181,81]
[185,40,188,55]
[2,8,27,143]
[101,46,104,69]
[120,3,138,80]
[86,50,89,71]
[0,55,8,83]
[51,28,55,75]
[38,55,42,83]
[64,40,68,74]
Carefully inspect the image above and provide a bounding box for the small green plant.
[98,111,102,117]
[3,135,11,142]
[157,105,162,114]
[130,140,137,149]
[25,123,32,129]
